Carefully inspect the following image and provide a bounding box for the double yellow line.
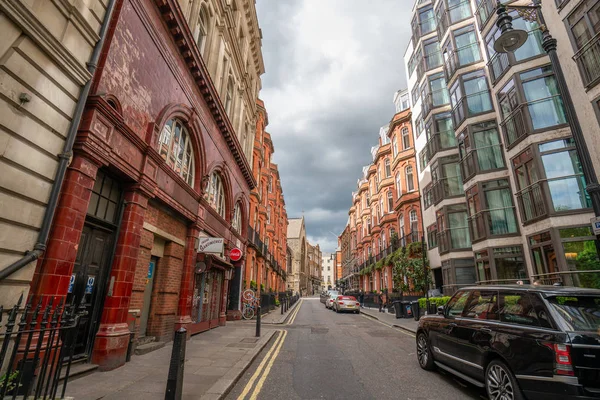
[286,299,303,325]
[237,330,288,400]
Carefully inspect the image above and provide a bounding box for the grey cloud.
[256,0,412,252]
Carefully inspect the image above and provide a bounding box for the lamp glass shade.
[494,29,528,53]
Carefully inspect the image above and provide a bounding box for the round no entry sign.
[230,247,243,262]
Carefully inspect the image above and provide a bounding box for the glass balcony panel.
[488,51,510,83]
[448,0,472,23]
[516,182,547,223]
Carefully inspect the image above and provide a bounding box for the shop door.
[139,257,158,337]
[67,224,115,358]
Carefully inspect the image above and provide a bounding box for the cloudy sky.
[256,0,412,253]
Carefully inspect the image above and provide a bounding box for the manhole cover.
[241,338,259,343]
[227,343,257,348]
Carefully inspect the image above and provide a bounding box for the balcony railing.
[423,89,450,118]
[468,207,518,243]
[426,129,456,160]
[487,51,510,83]
[425,50,443,71]
[432,176,464,205]
[516,181,547,224]
[573,32,600,89]
[531,270,600,289]
[451,90,493,129]
[459,143,504,183]
[499,104,528,149]
[444,43,482,83]
[438,227,471,254]
[437,9,451,40]
[475,0,496,31]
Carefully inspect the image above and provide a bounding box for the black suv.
[416,285,600,400]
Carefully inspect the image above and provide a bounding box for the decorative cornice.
[155,0,256,190]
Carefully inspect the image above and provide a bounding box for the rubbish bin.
[401,301,413,319]
[412,301,420,321]
[393,300,404,319]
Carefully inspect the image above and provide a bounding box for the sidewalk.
[260,298,302,324]
[66,322,277,400]
[360,306,418,334]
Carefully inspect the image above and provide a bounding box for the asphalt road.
[226,297,486,400]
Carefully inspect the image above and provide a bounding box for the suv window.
[499,292,542,327]
[464,290,499,320]
[547,295,600,332]
[446,290,470,317]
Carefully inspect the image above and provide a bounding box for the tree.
[575,241,600,289]
[392,244,428,294]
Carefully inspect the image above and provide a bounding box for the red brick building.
[245,100,288,295]
[27,0,260,370]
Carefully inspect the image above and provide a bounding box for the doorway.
[67,224,115,358]
[139,256,158,337]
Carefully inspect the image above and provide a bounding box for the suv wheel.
[416,332,434,370]
[485,360,523,400]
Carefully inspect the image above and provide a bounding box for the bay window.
[458,120,505,182]
[569,0,600,88]
[437,205,471,254]
[475,246,527,283]
[443,24,481,81]
[432,155,464,205]
[450,70,493,128]
[425,112,456,159]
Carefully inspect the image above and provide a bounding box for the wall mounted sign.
[230,247,243,262]
[197,237,224,254]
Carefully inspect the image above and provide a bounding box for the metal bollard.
[165,327,187,400]
[256,306,261,337]
[281,301,284,314]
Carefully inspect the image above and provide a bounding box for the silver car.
[325,291,339,309]
[334,295,360,314]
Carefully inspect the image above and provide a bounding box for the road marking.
[248,329,288,400]
[286,299,303,325]
[359,313,416,337]
[237,330,285,400]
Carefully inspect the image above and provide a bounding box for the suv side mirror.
[437,306,445,315]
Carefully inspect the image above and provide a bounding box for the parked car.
[334,295,360,314]
[325,291,339,309]
[416,285,600,400]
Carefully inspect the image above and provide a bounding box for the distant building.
[322,254,336,291]
[287,217,308,295]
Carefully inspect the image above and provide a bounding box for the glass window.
[158,119,196,187]
[387,191,394,212]
[547,295,600,332]
[464,290,498,319]
[454,25,481,66]
[446,290,470,317]
[450,70,492,127]
[424,39,442,70]
[396,173,402,197]
[494,246,527,281]
[498,292,541,326]
[483,180,518,235]
[419,7,436,34]
[430,73,450,107]
[206,172,226,218]
[427,223,438,248]
[449,210,470,248]
[560,227,600,289]
[567,0,600,49]
[232,202,242,233]
[448,0,472,23]
[392,137,398,157]
[521,67,567,130]
[385,159,392,177]
[88,170,122,224]
[406,166,415,191]
[540,139,590,212]
[402,127,411,150]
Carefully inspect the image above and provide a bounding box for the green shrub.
[275,299,280,306]
[418,296,451,310]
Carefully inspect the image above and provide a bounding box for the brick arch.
[205,161,233,222]
[151,103,207,192]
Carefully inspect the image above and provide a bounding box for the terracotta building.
[244,100,288,296]
[339,91,422,294]
[12,0,266,371]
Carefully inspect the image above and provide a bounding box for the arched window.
[225,78,234,116]
[396,173,402,197]
[232,202,242,233]
[399,213,405,235]
[206,172,225,218]
[196,5,209,56]
[267,205,271,224]
[384,159,391,178]
[387,191,394,211]
[405,165,415,192]
[402,127,411,149]
[158,119,195,186]
[392,137,398,157]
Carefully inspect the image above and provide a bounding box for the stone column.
[29,154,100,307]
[92,188,149,370]
[177,223,200,330]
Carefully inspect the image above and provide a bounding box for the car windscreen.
[546,295,600,332]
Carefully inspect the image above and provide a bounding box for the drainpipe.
[0,0,118,282]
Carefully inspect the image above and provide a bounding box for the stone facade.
[287,217,307,295]
[0,0,110,307]
[307,242,322,295]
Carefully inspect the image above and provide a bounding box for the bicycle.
[241,289,259,320]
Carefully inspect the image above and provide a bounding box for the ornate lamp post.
[494,0,600,257]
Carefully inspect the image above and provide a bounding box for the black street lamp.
[494,0,600,257]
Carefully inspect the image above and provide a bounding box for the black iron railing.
[516,182,547,223]
[0,295,85,399]
[487,51,510,83]
[573,32,600,89]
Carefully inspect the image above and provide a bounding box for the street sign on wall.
[591,217,600,235]
[197,237,224,254]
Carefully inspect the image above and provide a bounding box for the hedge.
[418,296,451,309]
